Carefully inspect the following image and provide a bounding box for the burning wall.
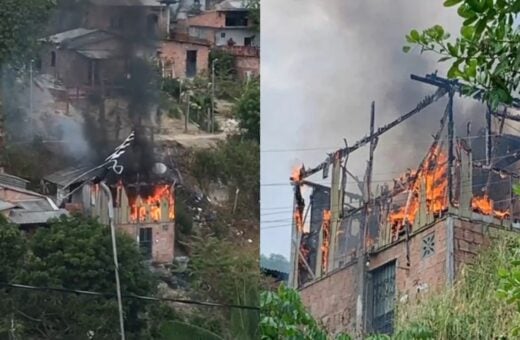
[294,137,520,286]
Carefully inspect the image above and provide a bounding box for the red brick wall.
[235,55,259,78]
[300,218,450,335]
[187,11,225,28]
[300,263,358,335]
[117,222,175,263]
[159,40,210,78]
[369,220,448,301]
[453,218,492,273]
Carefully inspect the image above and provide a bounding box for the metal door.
[370,261,396,334]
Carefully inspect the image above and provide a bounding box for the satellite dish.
[152,162,167,175]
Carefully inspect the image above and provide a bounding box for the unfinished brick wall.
[369,219,448,301]
[187,11,225,28]
[300,218,450,335]
[300,263,358,335]
[159,40,210,78]
[117,222,175,264]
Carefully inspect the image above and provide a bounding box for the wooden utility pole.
[356,101,376,336]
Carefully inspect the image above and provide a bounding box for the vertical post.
[211,59,218,134]
[288,193,299,288]
[29,60,33,117]
[447,90,455,204]
[357,101,376,336]
[486,104,492,166]
[185,92,190,133]
[100,182,126,340]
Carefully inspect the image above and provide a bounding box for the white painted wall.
[215,28,259,47]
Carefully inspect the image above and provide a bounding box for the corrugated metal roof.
[0,200,16,212]
[8,209,69,225]
[216,0,248,11]
[44,166,95,187]
[44,28,98,44]
[15,199,54,212]
[0,173,29,189]
[76,49,120,60]
[89,0,163,6]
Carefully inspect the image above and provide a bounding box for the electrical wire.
[0,282,260,311]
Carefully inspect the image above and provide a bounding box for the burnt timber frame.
[289,72,520,334]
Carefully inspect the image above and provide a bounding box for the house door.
[139,227,153,259]
[186,50,197,78]
[370,261,396,334]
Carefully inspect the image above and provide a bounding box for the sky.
[260,1,470,259]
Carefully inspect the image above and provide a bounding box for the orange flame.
[130,185,175,223]
[321,209,331,272]
[294,208,304,233]
[291,165,303,183]
[471,194,509,219]
[388,147,448,229]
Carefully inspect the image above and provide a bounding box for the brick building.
[289,91,520,336]
[185,0,259,47]
[159,33,211,78]
[43,164,177,265]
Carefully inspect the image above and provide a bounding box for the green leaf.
[458,4,476,18]
[474,18,488,37]
[461,25,475,40]
[447,42,458,56]
[463,16,478,26]
[402,46,411,53]
[410,29,420,42]
[438,56,451,62]
[443,0,463,6]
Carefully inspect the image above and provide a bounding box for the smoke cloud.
[262,0,487,189]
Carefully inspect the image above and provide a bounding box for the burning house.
[43,131,180,264]
[290,73,520,336]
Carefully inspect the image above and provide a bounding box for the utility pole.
[211,58,218,133]
[100,182,126,340]
[185,91,190,133]
[29,60,33,117]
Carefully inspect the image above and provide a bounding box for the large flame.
[388,147,448,228]
[321,209,331,272]
[130,185,175,223]
[471,193,509,219]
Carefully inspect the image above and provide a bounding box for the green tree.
[260,284,352,340]
[0,215,166,339]
[192,137,260,218]
[247,0,260,33]
[0,0,54,68]
[234,77,260,142]
[403,0,519,108]
[189,235,260,340]
[260,253,290,273]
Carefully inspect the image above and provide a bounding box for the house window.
[244,37,253,46]
[221,32,226,38]
[110,16,123,29]
[370,261,396,334]
[422,233,435,258]
[225,12,248,27]
[139,228,153,259]
[51,51,56,67]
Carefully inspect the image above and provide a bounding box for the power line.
[0,282,260,311]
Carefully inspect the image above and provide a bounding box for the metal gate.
[370,261,396,334]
